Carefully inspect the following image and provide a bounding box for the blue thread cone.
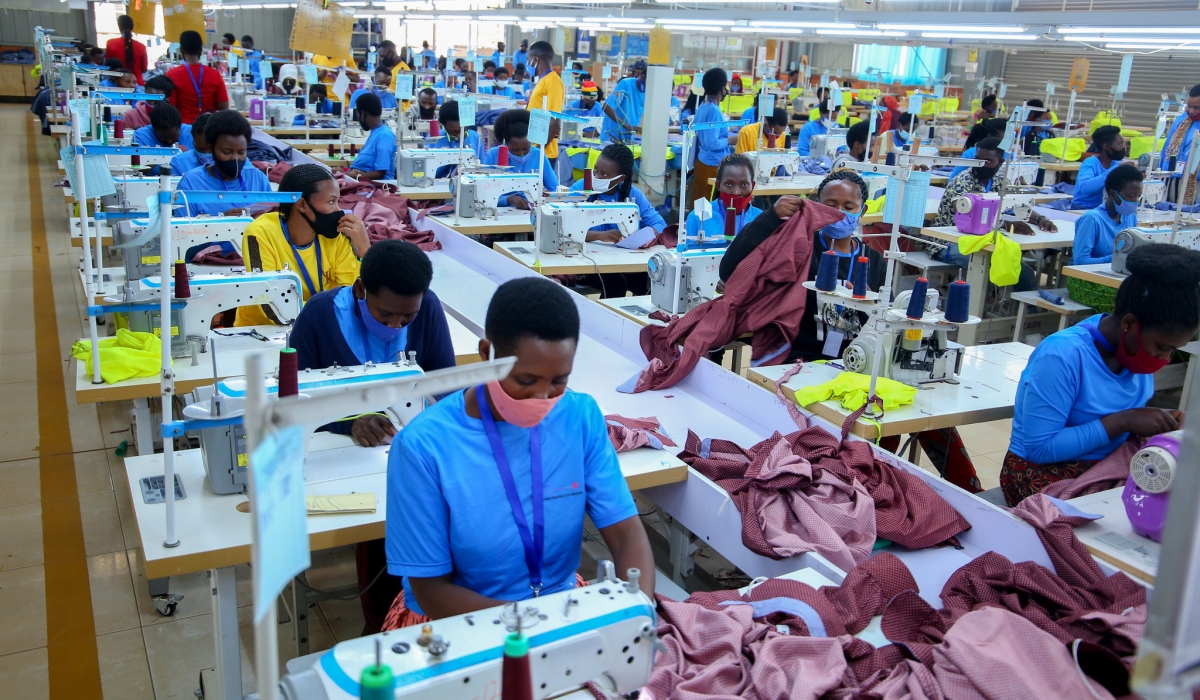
[945,279,971,323]
[815,250,840,292]
[907,277,929,319]
[851,256,869,299]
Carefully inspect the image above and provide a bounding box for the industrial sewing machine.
[454,172,543,219]
[954,193,1003,235]
[277,567,657,700]
[1124,431,1183,542]
[538,201,640,255]
[116,216,251,281]
[100,176,182,211]
[1110,226,1200,274]
[396,147,479,187]
[1000,161,1042,187]
[810,132,847,160]
[184,358,425,494]
[648,248,723,314]
[834,288,967,384]
[745,149,801,185]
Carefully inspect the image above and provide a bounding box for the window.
[853,44,945,86]
[384,17,505,60]
[94,3,171,67]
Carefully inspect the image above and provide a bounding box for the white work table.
[417,208,535,236]
[375,179,454,200]
[1062,262,1125,290]
[712,172,949,197]
[1067,487,1158,586]
[597,295,667,327]
[494,240,667,276]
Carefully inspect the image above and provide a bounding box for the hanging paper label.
[602,65,611,79]
[68,98,91,133]
[835,68,843,79]
[1117,54,1133,95]
[259,59,273,82]
[998,111,1019,151]
[819,72,829,88]
[830,84,843,108]
[1046,82,1055,96]
[473,56,484,72]
[998,83,1008,98]
[239,57,249,75]
[694,197,711,221]
[396,73,414,99]
[458,96,477,127]
[144,192,162,233]
[303,63,319,86]
[332,69,351,99]
[758,93,775,119]
[909,93,924,116]
[933,84,945,98]
[528,108,551,145]
[250,425,311,624]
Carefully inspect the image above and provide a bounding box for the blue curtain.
[854,45,945,86]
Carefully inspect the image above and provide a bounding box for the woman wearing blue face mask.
[175,109,271,217]
[1072,165,1144,265]
[480,109,558,209]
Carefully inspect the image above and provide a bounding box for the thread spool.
[277,348,299,398]
[785,133,792,149]
[130,154,140,166]
[885,151,896,166]
[907,277,929,319]
[327,143,334,157]
[173,261,191,299]
[851,256,869,299]
[945,280,971,322]
[295,96,304,109]
[332,101,342,117]
[498,144,510,166]
[583,168,593,191]
[429,119,440,137]
[113,117,124,139]
[766,132,776,148]
[350,143,358,156]
[815,251,840,292]
[500,631,533,700]
[724,203,736,239]
[103,106,112,123]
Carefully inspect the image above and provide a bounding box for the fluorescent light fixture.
[596,17,648,24]
[436,13,472,18]
[816,29,906,37]
[659,18,734,25]
[353,12,375,17]
[1105,43,1200,50]
[743,27,809,35]
[922,32,1037,40]
[340,1,368,5]
[261,3,290,8]
[880,24,1026,32]
[1059,26,1200,34]
[481,13,519,20]
[525,14,574,20]
[749,20,853,29]
[522,0,629,4]
[237,3,263,7]
[1068,36,1198,44]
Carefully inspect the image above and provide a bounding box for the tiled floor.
[0,104,1020,699]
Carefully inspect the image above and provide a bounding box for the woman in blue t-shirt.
[383,276,654,624]
[1001,244,1200,505]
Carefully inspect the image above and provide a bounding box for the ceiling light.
[816,29,906,37]
[921,32,1037,40]
[340,1,368,5]
[1070,36,1199,44]
[236,3,263,7]
[482,13,519,20]
[353,12,375,16]
[436,13,471,18]
[1059,26,1200,34]
[743,27,808,35]
[524,14,573,20]
[659,18,733,25]
[522,0,630,4]
[880,24,1026,33]
[749,20,853,29]
[1105,43,1200,50]
[261,3,290,7]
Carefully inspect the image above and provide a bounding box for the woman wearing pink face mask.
[383,277,655,625]
[1001,243,1200,506]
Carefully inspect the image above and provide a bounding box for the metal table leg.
[665,518,694,588]
[957,251,990,346]
[1013,302,1027,343]
[132,398,154,455]
[291,576,310,658]
[210,566,242,700]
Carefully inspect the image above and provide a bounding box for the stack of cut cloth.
[645,495,1146,700]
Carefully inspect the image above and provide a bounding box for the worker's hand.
[586,230,624,244]
[633,125,643,135]
[1036,217,1058,233]
[1118,408,1180,437]
[715,279,726,295]
[222,207,246,217]
[1172,410,1186,428]
[508,195,531,210]
[1009,221,1036,236]
[351,414,397,446]
[346,169,364,179]
[337,213,370,256]
[772,195,802,220]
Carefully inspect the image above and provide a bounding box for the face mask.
[898,130,911,141]
[1090,319,1170,374]
[1112,192,1139,216]
[196,152,213,165]
[494,79,508,87]
[301,200,345,239]
[485,379,562,428]
[357,296,403,342]
[821,118,836,128]
[213,156,245,180]
[973,165,999,182]
[592,174,623,192]
[718,191,752,214]
[822,210,861,240]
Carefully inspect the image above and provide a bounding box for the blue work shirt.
[386,389,637,617]
[134,123,194,175]
[433,130,483,178]
[350,122,397,179]
[949,146,978,181]
[567,99,603,118]
[349,87,398,110]
[480,83,516,98]
[1070,156,1121,210]
[1010,314,1153,464]
[1072,203,1138,265]
[684,200,763,241]
[693,99,730,167]
[419,49,437,69]
[796,119,829,157]
[568,179,666,233]
[1160,114,1200,183]
[513,49,527,69]
[481,145,558,205]
[245,50,263,89]
[491,50,504,66]
[174,163,273,217]
[169,148,212,176]
[600,77,645,142]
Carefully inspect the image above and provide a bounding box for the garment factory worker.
[1021,98,1054,156]
[600,59,647,143]
[480,66,516,97]
[404,88,439,120]
[270,63,304,96]
[797,99,837,158]
[175,110,271,217]
[239,35,265,90]
[480,110,558,209]
[166,30,230,123]
[512,40,528,70]
[347,93,397,181]
[1159,83,1200,205]
[687,67,734,206]
[375,40,410,92]
[168,112,212,176]
[349,67,398,110]
[1072,126,1132,210]
[104,14,147,85]
[291,240,454,634]
[974,93,998,122]
[384,276,655,625]
[1073,165,1144,265]
[949,119,1007,180]
[680,92,698,123]
[307,84,335,115]
[134,102,193,176]
[831,120,871,169]
[221,33,239,49]
[569,80,604,118]
[109,69,138,91]
[511,64,532,95]
[433,99,484,178]
[735,107,789,154]
[525,41,565,162]
[1002,243,1200,505]
[419,41,436,69]
[491,40,505,67]
[684,153,763,241]
[892,112,915,150]
[121,75,174,130]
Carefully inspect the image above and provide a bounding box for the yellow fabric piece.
[793,371,918,411]
[1130,136,1166,160]
[809,106,851,124]
[788,87,804,100]
[71,329,163,384]
[957,229,1022,286]
[720,94,755,117]
[858,88,881,102]
[1090,111,1121,134]
[865,196,886,215]
[1040,137,1089,162]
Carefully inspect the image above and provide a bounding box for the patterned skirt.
[999,450,1096,507]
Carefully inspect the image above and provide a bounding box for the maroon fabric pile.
[604,415,676,453]
[1040,439,1142,500]
[190,244,244,267]
[632,199,845,392]
[335,175,440,251]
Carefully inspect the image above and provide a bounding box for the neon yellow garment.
[1090,111,1121,134]
[794,371,918,411]
[1130,136,1166,160]
[957,229,1022,286]
[1040,137,1088,162]
[71,329,164,384]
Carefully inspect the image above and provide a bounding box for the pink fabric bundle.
[335,174,440,251]
[603,414,676,453]
[631,199,845,392]
[1039,439,1143,500]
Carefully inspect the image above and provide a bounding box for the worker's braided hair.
[598,143,635,202]
[278,164,334,219]
[716,153,755,185]
[817,168,868,205]
[149,101,181,132]
[203,109,251,146]
[485,277,580,355]
[362,240,432,297]
[117,14,135,73]
[1115,244,1200,333]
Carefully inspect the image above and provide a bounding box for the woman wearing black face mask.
[234,164,370,327]
[176,110,274,217]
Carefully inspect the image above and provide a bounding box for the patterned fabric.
[381,573,589,631]
[604,414,677,452]
[1166,116,1198,205]
[1066,276,1116,315]
[931,169,987,228]
[1040,439,1142,501]
[633,199,845,391]
[999,450,1094,506]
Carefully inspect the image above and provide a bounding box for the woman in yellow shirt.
[235,164,370,326]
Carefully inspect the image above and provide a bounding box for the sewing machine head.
[397,148,479,187]
[1123,430,1182,542]
[101,176,182,210]
[953,192,1001,234]
[454,172,544,220]
[1112,227,1176,274]
[648,249,724,314]
[811,133,847,160]
[1000,161,1041,187]
[538,202,640,255]
[746,150,801,185]
[278,571,657,700]
[116,216,253,281]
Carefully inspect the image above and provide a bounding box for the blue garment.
[1160,114,1200,182]
[245,49,263,90]
[1010,314,1153,464]
[513,49,527,69]
[796,120,829,157]
[331,286,408,363]
[481,145,558,205]
[349,87,398,110]
[419,49,437,69]
[433,130,483,178]
[684,200,763,241]
[169,148,212,176]
[568,180,666,233]
[99,79,117,88]
[134,123,194,176]
[350,122,397,178]
[948,146,977,181]
[567,99,604,118]
[174,163,273,216]
[480,84,516,98]
[491,50,503,66]
[289,287,455,436]
[1072,203,1138,265]
[693,100,730,167]
[386,389,637,617]
[680,108,693,123]
[1070,157,1121,210]
[600,77,645,142]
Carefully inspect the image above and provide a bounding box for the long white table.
[494,240,666,276]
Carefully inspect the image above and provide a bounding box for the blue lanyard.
[280,218,323,297]
[821,234,861,283]
[184,64,205,112]
[475,383,544,596]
